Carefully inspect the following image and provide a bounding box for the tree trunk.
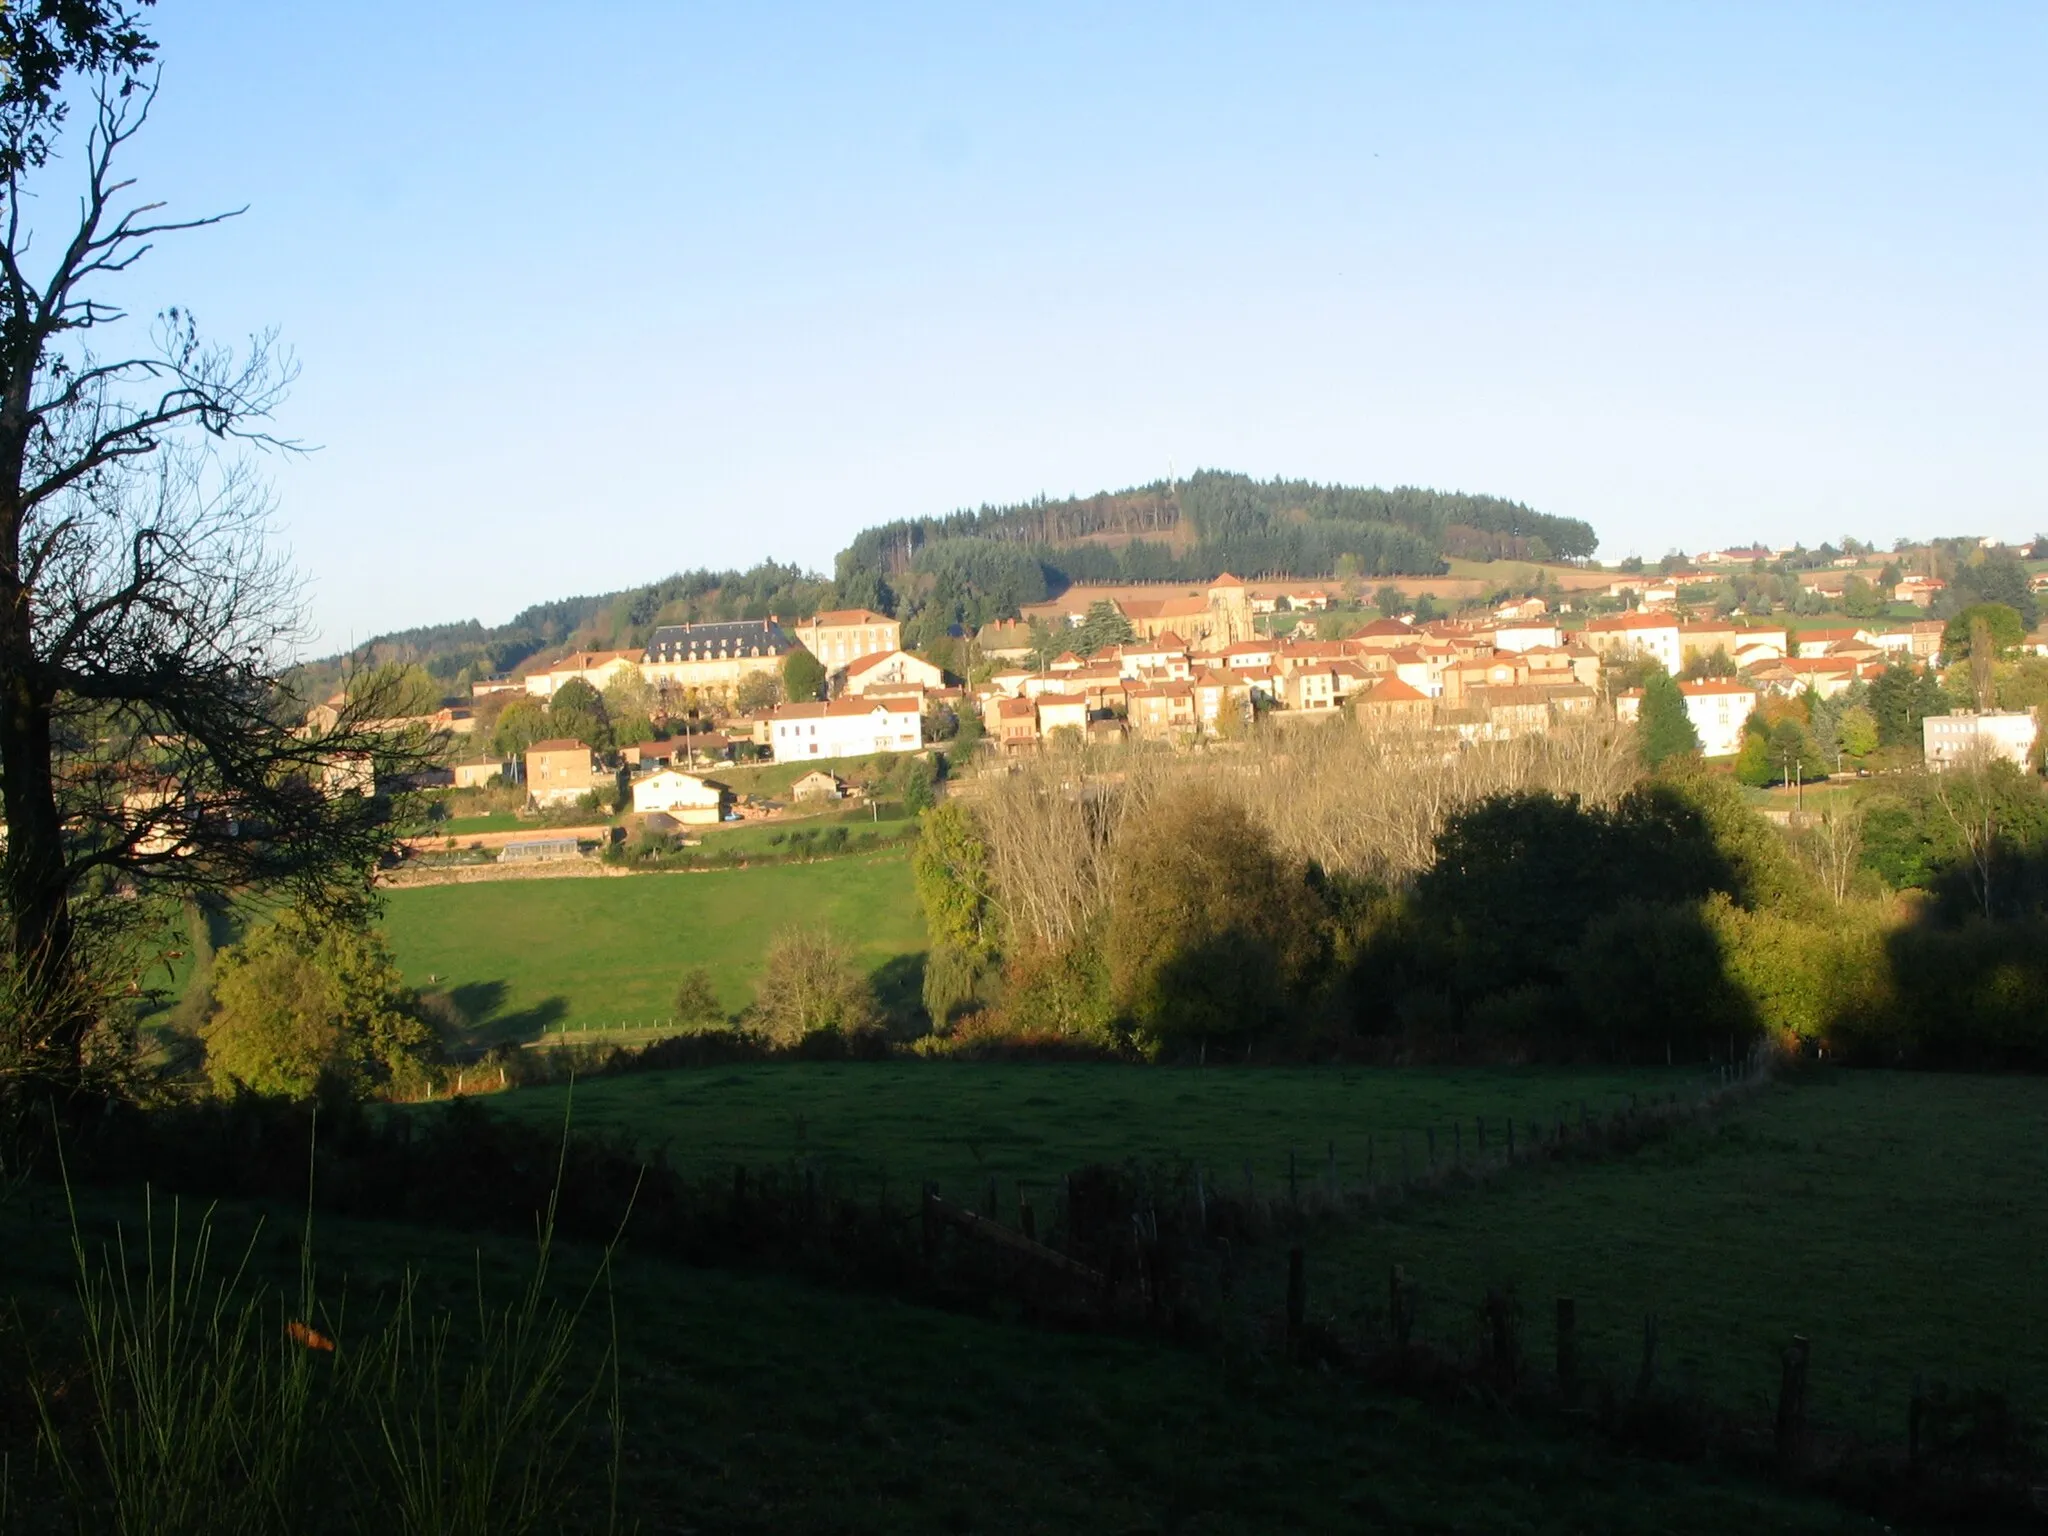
[0,473,80,1059]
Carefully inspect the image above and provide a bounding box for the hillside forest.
[296,473,1596,693]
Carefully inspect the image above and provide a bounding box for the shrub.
[920,943,986,1032]
[673,966,724,1025]
[1103,786,1323,1052]
[747,928,881,1049]
[994,939,1115,1044]
[1568,901,1756,1061]
[202,911,438,1100]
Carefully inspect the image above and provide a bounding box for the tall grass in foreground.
[27,1127,628,1535]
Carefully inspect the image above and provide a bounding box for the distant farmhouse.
[524,739,606,808]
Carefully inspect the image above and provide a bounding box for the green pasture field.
[495,1063,2048,1447]
[431,811,531,835]
[1299,1070,2048,1442]
[0,1183,1873,1533]
[495,1062,1693,1206]
[379,853,922,1046]
[711,750,922,801]
[682,800,915,858]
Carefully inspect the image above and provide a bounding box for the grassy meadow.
[496,1061,1692,1198]
[1300,1070,2048,1441]
[0,1183,1870,1534]
[485,1062,2048,1450]
[378,851,922,1044]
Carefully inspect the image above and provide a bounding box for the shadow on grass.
[870,950,928,1038]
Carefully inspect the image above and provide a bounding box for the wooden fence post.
[1555,1297,1577,1395]
[1486,1289,1518,1386]
[1286,1247,1306,1355]
[1775,1335,1810,1474]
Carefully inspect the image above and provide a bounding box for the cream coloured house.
[523,651,643,699]
[842,649,945,696]
[524,739,605,807]
[793,609,900,670]
[629,769,730,824]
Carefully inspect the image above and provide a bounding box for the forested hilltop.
[296,472,1594,692]
[839,471,1594,591]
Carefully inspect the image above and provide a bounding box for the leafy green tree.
[782,646,827,703]
[1734,732,1775,787]
[546,678,611,750]
[202,912,437,1099]
[1678,646,1736,681]
[1373,584,1407,616]
[1836,705,1880,760]
[1869,663,1947,747]
[602,666,657,728]
[834,566,895,617]
[1025,618,1066,669]
[734,671,782,713]
[1636,668,1701,767]
[1943,603,2024,660]
[1567,903,1755,1060]
[913,804,995,958]
[490,697,551,757]
[673,967,724,1025]
[900,755,938,814]
[951,705,984,756]
[1073,600,1135,657]
[1945,551,2039,629]
[1767,718,1829,782]
[1105,787,1322,1050]
[1841,576,1886,619]
[749,928,879,1047]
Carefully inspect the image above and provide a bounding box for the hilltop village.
[313,541,2048,844]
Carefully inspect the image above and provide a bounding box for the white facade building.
[1491,622,1564,653]
[1923,711,2039,772]
[769,698,923,762]
[1678,680,1759,758]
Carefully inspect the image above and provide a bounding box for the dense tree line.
[838,470,1595,594]
[916,741,2048,1071]
[294,561,834,704]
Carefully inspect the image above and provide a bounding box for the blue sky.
[81,3,2048,645]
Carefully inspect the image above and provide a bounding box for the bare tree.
[1932,744,2002,919]
[0,11,421,1079]
[1800,802,1866,905]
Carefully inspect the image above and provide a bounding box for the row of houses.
[1578,611,1944,675]
[969,617,1610,749]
